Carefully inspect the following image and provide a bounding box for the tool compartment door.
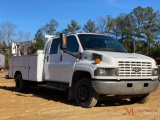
[28,54,44,82]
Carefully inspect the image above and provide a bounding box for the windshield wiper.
[84,48,107,51]
[84,48,127,53]
[112,49,127,53]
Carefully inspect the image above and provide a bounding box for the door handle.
[47,56,49,62]
[60,55,62,61]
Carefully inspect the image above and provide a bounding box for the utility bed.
[9,53,44,82]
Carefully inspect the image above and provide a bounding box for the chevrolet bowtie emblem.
[132,67,141,72]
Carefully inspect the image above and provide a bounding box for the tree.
[24,32,31,40]
[29,29,44,54]
[130,6,159,56]
[96,15,115,35]
[34,29,44,50]
[17,31,31,42]
[62,29,69,34]
[0,30,4,48]
[151,11,160,58]
[42,19,59,35]
[0,21,17,69]
[67,20,81,33]
[29,19,59,54]
[115,13,133,51]
[96,16,107,34]
[0,41,6,54]
[0,21,17,46]
[83,20,97,33]
[105,15,115,36]
[17,31,24,43]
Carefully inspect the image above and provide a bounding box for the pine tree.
[67,20,81,33]
[83,20,97,33]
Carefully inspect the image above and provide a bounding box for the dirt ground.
[0,71,160,120]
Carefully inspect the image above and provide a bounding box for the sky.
[0,0,160,40]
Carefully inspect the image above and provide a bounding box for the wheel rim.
[77,85,89,102]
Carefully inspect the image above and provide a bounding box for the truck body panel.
[9,53,44,82]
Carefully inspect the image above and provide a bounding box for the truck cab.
[9,33,159,108]
[43,33,159,107]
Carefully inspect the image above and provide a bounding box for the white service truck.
[9,33,159,108]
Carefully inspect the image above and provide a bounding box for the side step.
[39,82,69,91]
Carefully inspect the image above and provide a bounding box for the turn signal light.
[92,53,102,64]
[95,58,101,64]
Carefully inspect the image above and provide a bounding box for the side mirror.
[131,40,135,53]
[59,33,81,59]
[60,33,67,50]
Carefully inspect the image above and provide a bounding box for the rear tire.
[130,94,150,104]
[75,78,98,108]
[15,74,29,92]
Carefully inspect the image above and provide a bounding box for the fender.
[74,64,94,77]
[69,64,94,87]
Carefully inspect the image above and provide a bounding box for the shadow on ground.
[0,85,133,107]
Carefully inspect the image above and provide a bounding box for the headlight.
[94,68,117,76]
[152,69,158,76]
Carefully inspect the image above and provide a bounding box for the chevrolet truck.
[8,33,159,108]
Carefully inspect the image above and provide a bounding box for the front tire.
[75,78,98,108]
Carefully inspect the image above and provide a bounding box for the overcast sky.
[0,0,159,39]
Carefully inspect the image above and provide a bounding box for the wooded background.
[0,6,160,69]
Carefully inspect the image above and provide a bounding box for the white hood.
[99,51,153,61]
[82,50,155,67]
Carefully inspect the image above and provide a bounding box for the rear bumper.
[92,80,159,95]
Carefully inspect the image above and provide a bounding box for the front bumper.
[92,80,159,95]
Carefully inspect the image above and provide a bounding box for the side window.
[66,36,79,52]
[50,38,60,54]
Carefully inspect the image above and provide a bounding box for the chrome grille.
[118,61,152,77]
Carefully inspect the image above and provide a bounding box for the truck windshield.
[78,34,127,52]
